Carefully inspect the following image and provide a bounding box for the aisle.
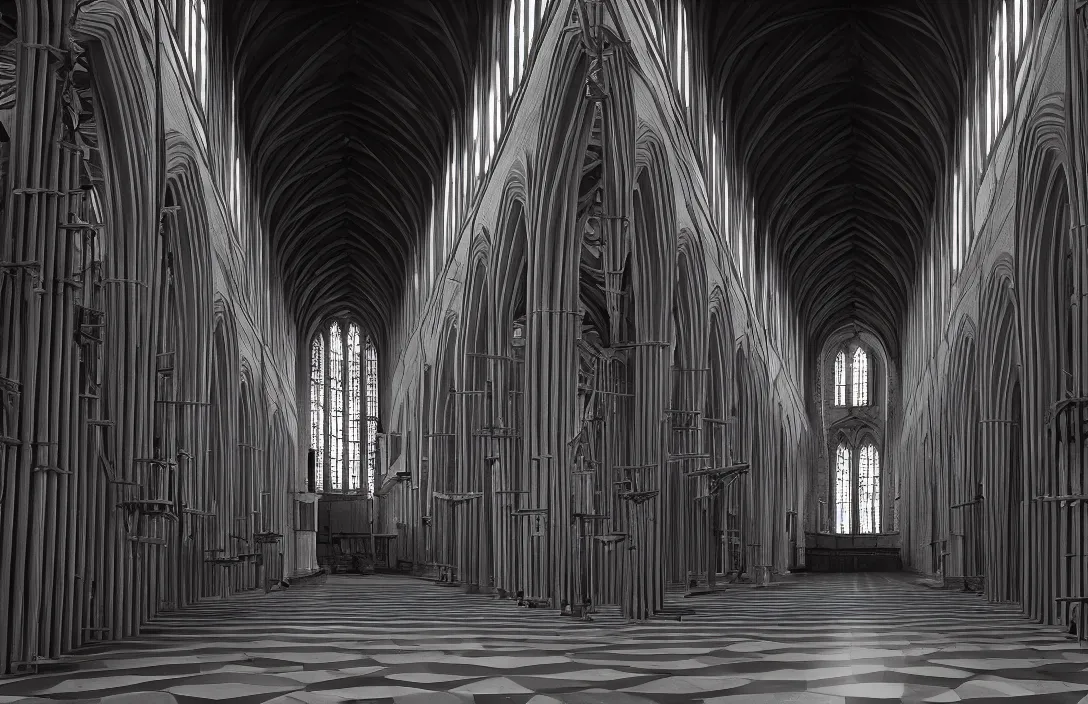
[0,572,1086,703]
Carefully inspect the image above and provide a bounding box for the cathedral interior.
[1,0,1088,701]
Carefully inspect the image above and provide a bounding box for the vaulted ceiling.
[225,0,488,336]
[230,0,978,363]
[695,0,978,361]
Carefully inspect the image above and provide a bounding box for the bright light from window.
[328,322,344,491]
[310,334,325,492]
[835,444,852,534]
[519,0,528,75]
[852,347,868,406]
[312,322,371,493]
[508,1,517,96]
[366,337,379,494]
[1000,2,1008,119]
[834,350,847,406]
[858,444,880,533]
[347,324,362,491]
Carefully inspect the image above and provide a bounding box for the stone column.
[523,308,579,606]
[624,340,670,618]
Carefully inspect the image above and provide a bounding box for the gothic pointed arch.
[1015,93,1074,626]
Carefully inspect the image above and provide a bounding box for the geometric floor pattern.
[2,572,1087,704]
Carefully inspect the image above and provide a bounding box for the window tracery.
[366,337,379,493]
[831,439,882,534]
[950,0,1035,278]
[172,0,208,109]
[674,1,690,107]
[310,335,325,491]
[310,321,377,494]
[834,350,847,406]
[328,322,344,491]
[852,347,869,406]
[830,345,872,408]
[835,443,851,534]
[858,443,880,533]
[347,324,362,491]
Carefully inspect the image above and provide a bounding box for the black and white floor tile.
[2,572,1086,703]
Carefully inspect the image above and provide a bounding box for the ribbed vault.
[695,0,978,361]
[225,0,488,334]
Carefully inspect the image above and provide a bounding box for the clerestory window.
[831,345,870,407]
[834,351,847,406]
[852,347,869,406]
[172,0,208,109]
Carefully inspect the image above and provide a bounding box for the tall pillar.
[0,0,79,674]
[623,341,669,618]
[523,308,578,606]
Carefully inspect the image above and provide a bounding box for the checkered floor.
[1,572,1086,703]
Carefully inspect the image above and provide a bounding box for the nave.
[0,574,1086,703]
[2,0,1088,682]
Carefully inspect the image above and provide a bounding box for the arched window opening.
[328,322,344,491]
[999,2,1008,120]
[309,335,325,492]
[852,347,869,406]
[310,320,376,494]
[346,324,362,491]
[986,52,994,148]
[508,0,518,96]
[487,66,499,167]
[519,0,528,75]
[365,337,379,494]
[1016,0,1027,55]
[472,75,483,181]
[674,1,690,107]
[173,0,208,109]
[835,444,851,534]
[858,444,880,533]
[420,0,549,289]
[833,350,847,406]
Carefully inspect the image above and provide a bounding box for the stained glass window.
[835,444,851,534]
[328,322,343,491]
[310,320,370,494]
[858,444,880,534]
[310,335,325,492]
[366,337,379,494]
[852,347,868,406]
[833,350,847,406]
[347,324,362,491]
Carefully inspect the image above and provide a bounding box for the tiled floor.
[1,571,1086,703]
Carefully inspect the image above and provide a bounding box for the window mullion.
[846,353,852,407]
[852,446,860,535]
[323,328,331,493]
[339,324,346,493]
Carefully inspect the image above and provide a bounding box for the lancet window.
[830,345,871,407]
[310,320,379,494]
[834,351,847,406]
[951,0,1036,276]
[858,443,880,533]
[835,444,851,534]
[832,439,882,535]
[852,347,869,406]
[170,0,208,109]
